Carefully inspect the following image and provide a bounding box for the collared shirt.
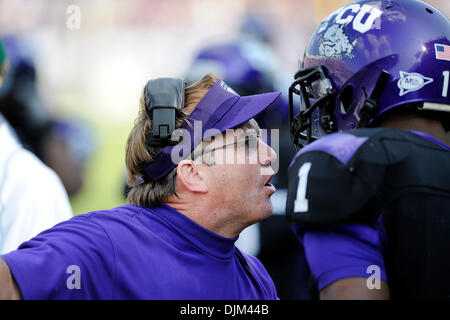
[0,116,72,254]
[2,203,278,299]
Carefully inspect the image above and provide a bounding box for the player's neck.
[377,114,449,147]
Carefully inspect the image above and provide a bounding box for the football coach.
[0,73,280,299]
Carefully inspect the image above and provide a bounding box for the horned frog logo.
[319,24,357,60]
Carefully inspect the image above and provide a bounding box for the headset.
[144,78,186,147]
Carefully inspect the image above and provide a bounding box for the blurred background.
[0,0,448,299]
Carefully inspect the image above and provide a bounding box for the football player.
[287,0,450,299]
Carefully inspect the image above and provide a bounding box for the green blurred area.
[69,120,132,215]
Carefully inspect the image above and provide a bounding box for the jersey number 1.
[443,71,449,98]
[294,162,312,213]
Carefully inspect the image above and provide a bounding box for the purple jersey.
[288,129,450,296]
[2,204,277,299]
[292,220,388,291]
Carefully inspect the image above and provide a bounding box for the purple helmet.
[289,0,450,149]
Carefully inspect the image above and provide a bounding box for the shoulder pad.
[289,132,368,169]
[287,130,388,227]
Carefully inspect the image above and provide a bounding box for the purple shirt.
[1,204,277,300]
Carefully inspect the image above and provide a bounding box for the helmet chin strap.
[358,70,391,128]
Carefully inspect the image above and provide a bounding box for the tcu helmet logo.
[317,3,383,59]
[319,24,358,59]
[319,4,383,34]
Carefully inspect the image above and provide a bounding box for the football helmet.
[289,0,450,149]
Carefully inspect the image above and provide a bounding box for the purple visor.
[144,79,281,181]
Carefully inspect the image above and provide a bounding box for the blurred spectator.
[239,11,275,46]
[0,36,93,197]
[41,119,94,197]
[0,38,73,254]
[184,17,309,299]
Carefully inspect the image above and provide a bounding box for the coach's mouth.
[264,176,276,196]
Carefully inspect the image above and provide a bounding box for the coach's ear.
[176,160,208,193]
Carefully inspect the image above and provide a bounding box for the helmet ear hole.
[339,85,354,114]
